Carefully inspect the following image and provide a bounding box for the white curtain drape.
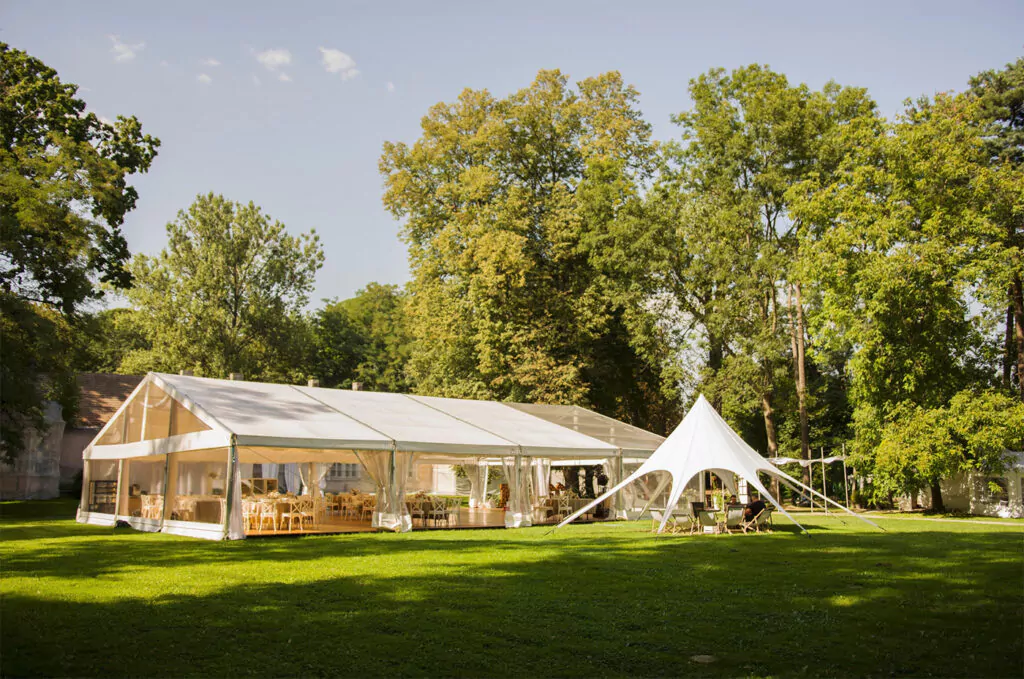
[298,463,329,499]
[283,463,302,494]
[355,450,415,532]
[533,459,551,498]
[464,461,485,508]
[501,455,533,528]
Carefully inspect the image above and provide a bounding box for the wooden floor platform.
[245,507,609,537]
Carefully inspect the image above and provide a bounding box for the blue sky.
[4,1,1023,304]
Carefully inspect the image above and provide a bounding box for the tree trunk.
[1005,301,1015,392]
[708,334,724,410]
[1012,272,1024,402]
[761,392,779,458]
[789,286,811,486]
[930,481,945,513]
[794,284,811,462]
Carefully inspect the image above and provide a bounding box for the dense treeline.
[2,41,1022,506]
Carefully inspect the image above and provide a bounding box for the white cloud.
[278,73,291,82]
[201,58,221,67]
[109,35,144,62]
[256,48,291,71]
[318,47,359,80]
[197,73,212,85]
[386,81,395,93]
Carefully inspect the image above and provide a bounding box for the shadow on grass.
[2,500,1022,678]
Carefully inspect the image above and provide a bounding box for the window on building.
[328,463,359,480]
[975,477,1009,503]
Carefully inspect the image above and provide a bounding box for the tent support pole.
[842,445,850,507]
[222,434,238,539]
[768,469,883,531]
[614,450,626,520]
[808,460,814,512]
[821,447,828,516]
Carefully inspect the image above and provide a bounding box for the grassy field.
[2,499,1022,678]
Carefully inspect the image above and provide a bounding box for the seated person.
[727,494,739,505]
[744,496,767,521]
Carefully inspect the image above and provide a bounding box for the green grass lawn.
[2,499,1022,678]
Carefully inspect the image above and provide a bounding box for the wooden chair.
[242,500,259,532]
[360,497,376,522]
[257,500,278,532]
[551,496,572,523]
[446,497,461,526]
[279,500,303,532]
[428,496,448,527]
[298,497,316,530]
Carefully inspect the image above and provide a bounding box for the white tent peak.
[556,393,881,534]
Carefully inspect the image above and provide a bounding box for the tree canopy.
[121,193,323,381]
[0,44,158,460]
[381,69,678,430]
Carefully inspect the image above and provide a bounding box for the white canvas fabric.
[556,395,880,534]
[295,387,519,455]
[157,374,394,451]
[409,395,618,457]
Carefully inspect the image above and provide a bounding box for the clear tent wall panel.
[505,402,665,455]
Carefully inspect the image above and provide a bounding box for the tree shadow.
[2,504,1022,677]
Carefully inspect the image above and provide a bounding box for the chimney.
[351,382,363,391]
[307,378,320,388]
[179,369,194,376]
[229,373,244,381]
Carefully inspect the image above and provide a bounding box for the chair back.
[725,506,744,527]
[697,510,717,527]
[757,507,773,525]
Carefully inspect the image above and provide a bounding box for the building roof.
[75,373,145,429]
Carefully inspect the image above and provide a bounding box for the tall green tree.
[0,43,159,312]
[122,193,323,381]
[381,70,676,429]
[794,89,1010,504]
[0,44,158,459]
[967,58,1024,399]
[70,307,151,374]
[311,283,413,392]
[652,65,875,469]
[874,390,1024,510]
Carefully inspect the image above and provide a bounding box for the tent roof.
[556,394,878,534]
[85,372,648,460]
[504,402,665,454]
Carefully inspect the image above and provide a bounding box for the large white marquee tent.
[557,394,880,533]
[78,372,665,539]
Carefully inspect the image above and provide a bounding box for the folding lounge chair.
[649,509,679,534]
[723,505,745,533]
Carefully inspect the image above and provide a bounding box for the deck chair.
[723,505,745,533]
[696,510,720,534]
[755,507,773,532]
[649,509,678,534]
